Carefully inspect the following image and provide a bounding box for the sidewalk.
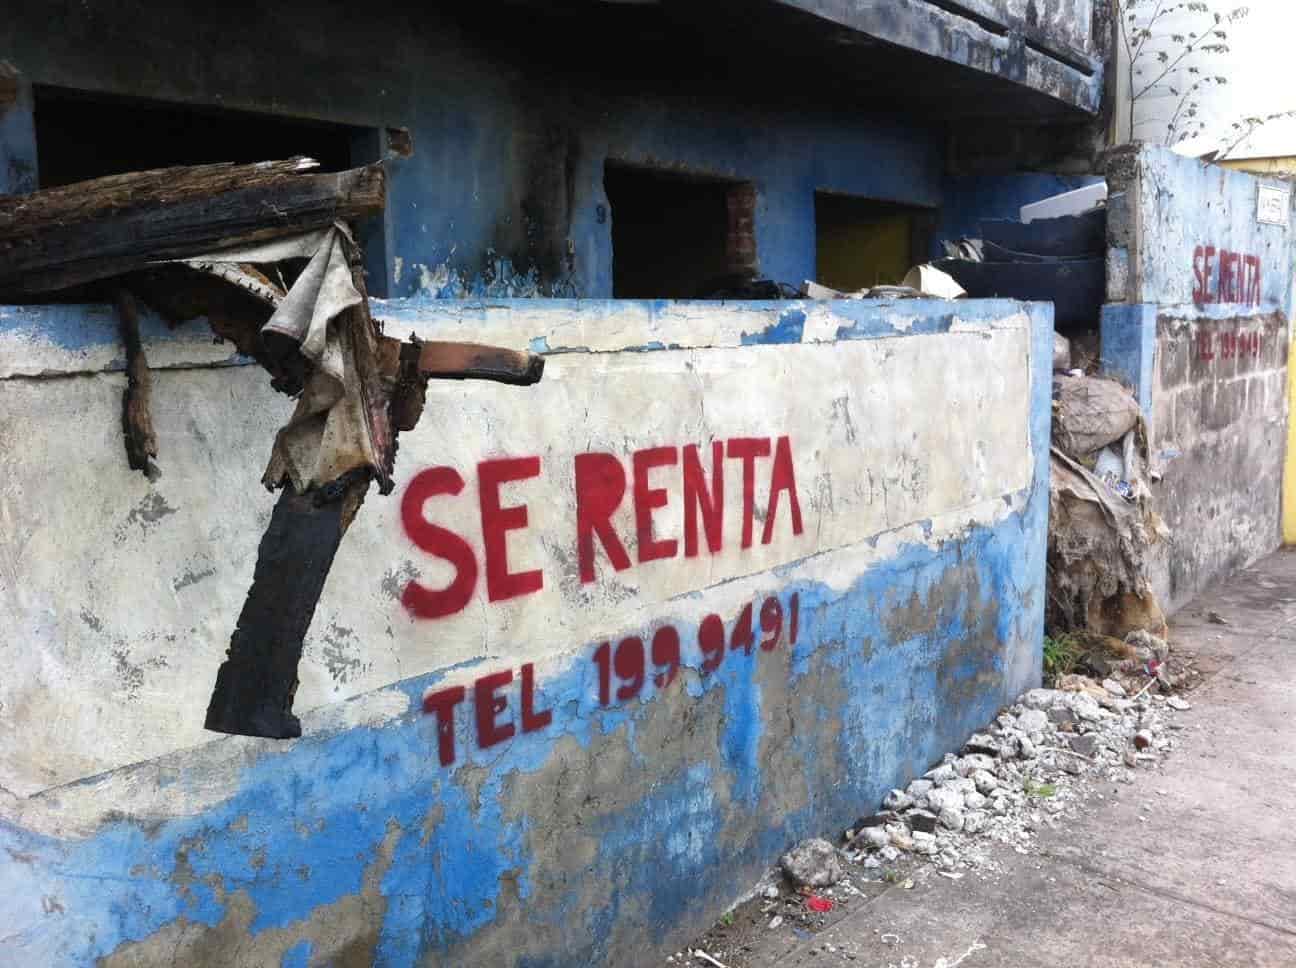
[746,550,1296,967]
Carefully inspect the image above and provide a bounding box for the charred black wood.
[114,288,158,475]
[204,472,371,740]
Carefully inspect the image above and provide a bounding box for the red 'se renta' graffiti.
[398,435,804,620]
[1192,246,1261,307]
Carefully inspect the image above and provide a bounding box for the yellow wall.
[1220,156,1296,177]
[816,214,913,291]
[1285,337,1296,544]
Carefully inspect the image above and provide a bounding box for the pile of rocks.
[834,677,1186,873]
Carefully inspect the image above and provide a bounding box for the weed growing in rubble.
[1043,634,1082,682]
[1025,779,1057,798]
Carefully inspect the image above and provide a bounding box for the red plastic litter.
[806,895,834,913]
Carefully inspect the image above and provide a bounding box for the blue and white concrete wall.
[1101,144,1294,613]
[0,296,1052,966]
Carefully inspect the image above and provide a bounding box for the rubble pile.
[838,665,1187,875]
[675,653,1197,964]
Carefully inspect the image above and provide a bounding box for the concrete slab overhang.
[764,0,1103,118]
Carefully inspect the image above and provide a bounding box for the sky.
[1130,0,1296,158]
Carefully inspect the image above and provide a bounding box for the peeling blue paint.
[741,309,805,345]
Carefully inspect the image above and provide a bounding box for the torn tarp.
[1048,444,1168,639]
[167,223,387,493]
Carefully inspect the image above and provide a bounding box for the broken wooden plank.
[114,288,157,475]
[0,158,385,294]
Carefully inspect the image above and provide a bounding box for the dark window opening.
[605,162,752,299]
[30,87,392,297]
[815,192,931,292]
[32,87,368,188]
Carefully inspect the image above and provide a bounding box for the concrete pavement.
[751,550,1296,967]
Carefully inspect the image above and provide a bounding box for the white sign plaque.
[1258,185,1290,226]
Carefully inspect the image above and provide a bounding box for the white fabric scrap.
[170,223,378,492]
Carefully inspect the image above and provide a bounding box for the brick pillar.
[725,183,758,277]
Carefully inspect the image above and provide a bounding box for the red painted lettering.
[401,467,478,620]
[761,435,803,545]
[475,669,515,749]
[632,446,679,563]
[1220,252,1234,303]
[683,442,724,558]
[574,453,632,584]
[727,437,772,550]
[1203,247,1216,303]
[1192,246,1206,305]
[422,685,466,766]
[478,457,543,603]
[520,662,552,733]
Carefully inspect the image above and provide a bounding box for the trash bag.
[1053,332,1072,371]
[1052,374,1142,459]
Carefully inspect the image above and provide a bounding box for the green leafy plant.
[1115,0,1248,145]
[1043,634,1081,682]
[1025,779,1057,798]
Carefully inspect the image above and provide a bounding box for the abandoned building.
[0,1,1292,965]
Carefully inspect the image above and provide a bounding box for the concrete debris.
[1068,733,1099,757]
[907,779,935,800]
[908,810,938,834]
[856,826,890,850]
[835,681,1184,875]
[779,838,844,888]
[938,807,965,831]
[925,787,965,815]
[882,789,914,812]
[924,763,958,784]
[1166,696,1191,711]
[1016,708,1050,735]
[963,734,999,757]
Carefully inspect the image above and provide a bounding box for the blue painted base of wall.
[1100,303,1157,415]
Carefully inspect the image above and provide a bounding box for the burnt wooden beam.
[114,288,158,475]
[205,334,548,740]
[415,340,545,385]
[0,158,385,295]
[204,470,372,739]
